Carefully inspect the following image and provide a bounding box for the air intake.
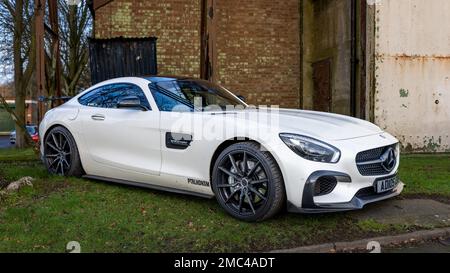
[314,176,338,196]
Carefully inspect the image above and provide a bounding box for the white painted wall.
[374,0,450,152]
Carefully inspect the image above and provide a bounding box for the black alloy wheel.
[44,126,84,177]
[212,142,285,222]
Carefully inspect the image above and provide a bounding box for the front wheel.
[212,142,286,222]
[43,126,84,177]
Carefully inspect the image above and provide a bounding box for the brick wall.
[94,0,301,108]
[0,84,14,99]
[95,0,201,77]
[215,0,301,108]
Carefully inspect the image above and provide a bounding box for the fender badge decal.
[188,178,210,187]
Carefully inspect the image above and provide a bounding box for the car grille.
[356,144,398,176]
[314,176,338,196]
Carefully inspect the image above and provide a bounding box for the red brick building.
[90,0,370,119]
[0,84,13,99]
[92,0,302,108]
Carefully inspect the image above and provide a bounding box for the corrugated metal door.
[89,37,158,84]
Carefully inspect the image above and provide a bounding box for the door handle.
[91,114,105,121]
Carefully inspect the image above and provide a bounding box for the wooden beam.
[93,0,113,10]
[200,0,216,81]
[35,0,46,123]
[48,0,62,104]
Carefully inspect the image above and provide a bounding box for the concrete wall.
[302,0,352,115]
[374,0,450,152]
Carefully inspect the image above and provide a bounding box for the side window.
[149,84,193,112]
[156,81,188,100]
[79,84,151,110]
[106,84,151,109]
[78,86,109,107]
[127,85,151,110]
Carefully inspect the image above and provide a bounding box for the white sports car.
[39,76,404,222]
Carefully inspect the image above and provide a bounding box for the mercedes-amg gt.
[39,76,403,221]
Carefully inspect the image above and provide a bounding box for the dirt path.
[350,198,450,226]
[384,238,450,253]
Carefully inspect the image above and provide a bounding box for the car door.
[78,83,162,180]
[148,81,222,194]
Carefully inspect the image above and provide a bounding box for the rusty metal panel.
[374,0,450,153]
[88,37,158,84]
[312,58,332,112]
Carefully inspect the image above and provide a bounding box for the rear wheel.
[44,126,84,177]
[212,142,285,222]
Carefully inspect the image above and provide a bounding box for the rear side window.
[149,83,193,112]
[78,83,151,109]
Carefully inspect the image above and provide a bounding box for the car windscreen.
[149,79,246,112]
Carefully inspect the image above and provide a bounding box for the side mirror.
[117,96,147,111]
[237,95,246,102]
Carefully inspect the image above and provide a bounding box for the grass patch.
[0,151,449,252]
[355,219,412,235]
[0,148,38,162]
[357,219,390,233]
[0,163,356,252]
[399,154,450,196]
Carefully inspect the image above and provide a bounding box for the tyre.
[212,142,286,222]
[43,126,84,177]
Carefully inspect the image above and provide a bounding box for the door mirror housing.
[117,96,148,111]
[237,95,246,102]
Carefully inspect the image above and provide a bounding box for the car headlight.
[279,133,341,163]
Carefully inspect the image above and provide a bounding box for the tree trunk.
[13,0,27,148]
[14,82,27,148]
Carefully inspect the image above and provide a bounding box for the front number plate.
[375,176,398,194]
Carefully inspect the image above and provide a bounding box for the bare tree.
[0,18,13,83]
[0,0,91,149]
[0,0,36,148]
[62,0,91,96]
[45,0,91,97]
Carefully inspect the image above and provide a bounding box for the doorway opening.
[301,0,370,119]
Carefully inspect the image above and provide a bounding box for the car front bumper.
[269,131,403,213]
[288,172,404,213]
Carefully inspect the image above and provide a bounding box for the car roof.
[78,76,206,97]
[141,75,195,83]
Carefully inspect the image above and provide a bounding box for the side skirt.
[83,175,214,199]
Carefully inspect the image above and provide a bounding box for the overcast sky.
[0,50,13,85]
